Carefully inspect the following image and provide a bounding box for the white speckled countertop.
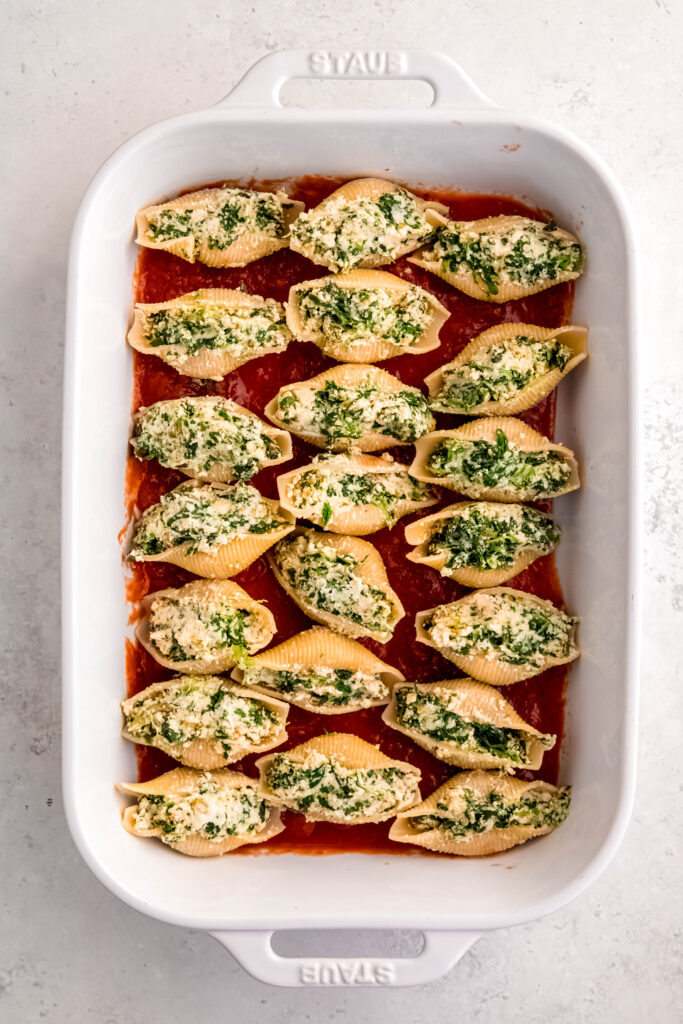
[2,1,682,1019]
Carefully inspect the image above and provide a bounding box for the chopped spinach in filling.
[431,218,584,297]
[132,397,282,481]
[288,457,432,527]
[290,189,434,272]
[122,677,280,758]
[423,592,578,669]
[296,282,433,350]
[142,297,290,369]
[426,504,560,573]
[146,187,292,253]
[133,774,269,845]
[395,687,552,764]
[409,786,571,839]
[128,482,288,559]
[274,534,395,635]
[277,379,433,445]
[265,752,418,819]
[242,665,389,709]
[432,335,573,413]
[426,429,572,498]
[146,595,260,666]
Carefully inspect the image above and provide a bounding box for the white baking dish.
[62,49,639,987]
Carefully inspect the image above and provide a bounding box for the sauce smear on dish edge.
[125,176,575,855]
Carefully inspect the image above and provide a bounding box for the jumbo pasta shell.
[135,187,304,267]
[404,501,559,587]
[408,215,584,302]
[128,289,292,380]
[268,529,405,642]
[135,578,276,674]
[286,269,449,363]
[255,733,422,824]
[409,418,580,501]
[129,481,296,579]
[277,452,438,535]
[425,323,588,416]
[120,676,289,768]
[415,587,580,685]
[289,178,447,271]
[265,363,435,452]
[131,397,292,483]
[389,771,569,856]
[232,625,403,714]
[382,679,555,770]
[117,768,284,856]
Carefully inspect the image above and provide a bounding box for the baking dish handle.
[218,49,494,109]
[210,929,481,987]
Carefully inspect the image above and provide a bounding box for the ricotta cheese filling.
[146,594,268,666]
[432,334,573,413]
[426,429,572,498]
[132,397,283,480]
[274,534,394,634]
[142,296,290,370]
[409,786,571,840]
[122,676,281,758]
[276,378,433,444]
[423,592,578,669]
[146,187,294,253]
[128,482,288,559]
[265,750,419,821]
[425,503,560,573]
[395,686,553,765]
[287,455,432,527]
[431,218,584,297]
[242,665,389,709]
[290,189,434,272]
[133,774,269,845]
[296,282,433,350]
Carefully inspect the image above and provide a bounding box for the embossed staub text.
[308,51,407,76]
[299,960,396,985]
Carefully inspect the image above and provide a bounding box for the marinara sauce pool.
[125,177,576,855]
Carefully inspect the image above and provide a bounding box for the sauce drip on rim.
[125,176,575,855]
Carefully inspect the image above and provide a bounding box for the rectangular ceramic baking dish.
[63,49,639,987]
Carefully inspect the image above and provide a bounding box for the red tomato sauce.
[125,176,575,855]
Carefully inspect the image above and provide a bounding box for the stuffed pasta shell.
[405,501,560,588]
[277,451,437,535]
[135,579,275,674]
[117,768,284,856]
[131,396,291,483]
[389,771,570,856]
[128,289,292,380]
[265,364,435,452]
[121,675,288,768]
[268,529,404,642]
[408,215,585,302]
[416,587,579,685]
[233,626,403,714]
[426,323,588,416]
[135,185,304,267]
[127,480,295,578]
[256,733,421,824]
[289,178,447,273]
[410,419,580,502]
[286,270,449,363]
[382,679,555,770]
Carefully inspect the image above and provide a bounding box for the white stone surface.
[1,0,682,1019]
